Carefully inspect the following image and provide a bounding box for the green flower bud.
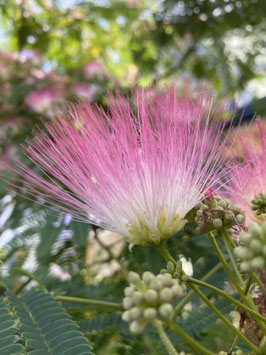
[142,271,154,284]
[122,310,132,322]
[123,297,134,310]
[214,195,222,201]
[167,261,175,272]
[159,303,173,317]
[181,273,189,281]
[171,285,183,298]
[143,307,157,320]
[130,306,142,320]
[128,271,141,284]
[160,273,173,287]
[249,223,262,239]
[224,212,234,221]
[212,218,223,229]
[218,200,227,209]
[224,199,230,207]
[150,278,163,291]
[251,256,264,269]
[250,239,262,253]
[235,214,243,223]
[132,291,143,305]
[230,204,239,210]
[124,286,135,297]
[240,261,251,272]
[234,247,252,260]
[239,232,252,244]
[160,268,168,274]
[159,287,173,302]
[196,210,203,216]
[144,289,158,304]
[129,320,145,334]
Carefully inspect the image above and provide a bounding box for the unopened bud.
[239,232,252,244]
[167,261,175,272]
[230,204,239,210]
[144,289,158,304]
[240,261,251,272]
[130,306,142,320]
[212,218,223,229]
[160,268,168,274]
[143,307,157,320]
[122,310,131,322]
[159,303,173,317]
[249,223,262,239]
[142,271,154,284]
[171,285,183,298]
[129,320,145,334]
[250,239,262,253]
[150,278,163,291]
[123,297,134,310]
[128,271,141,284]
[251,256,264,269]
[159,288,173,302]
[235,214,243,223]
[161,273,173,287]
[218,200,227,209]
[132,291,143,305]
[234,247,252,260]
[124,286,135,297]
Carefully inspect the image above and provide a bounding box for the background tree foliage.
[0,1,266,354]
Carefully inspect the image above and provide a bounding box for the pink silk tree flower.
[11,88,236,247]
[223,119,266,224]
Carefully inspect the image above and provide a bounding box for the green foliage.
[1,288,94,355]
[0,298,24,355]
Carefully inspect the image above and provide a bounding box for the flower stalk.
[152,320,179,355]
[55,295,123,310]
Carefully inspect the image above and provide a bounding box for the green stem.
[227,335,239,355]
[225,275,252,355]
[219,230,266,335]
[55,295,123,310]
[15,278,32,295]
[152,320,179,355]
[188,283,262,353]
[222,228,236,249]
[208,232,252,305]
[172,262,223,318]
[165,319,216,355]
[187,278,266,323]
[11,267,46,290]
[157,244,176,265]
[223,232,245,287]
[251,271,266,295]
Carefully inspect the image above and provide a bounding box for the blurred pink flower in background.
[24,87,63,113]
[224,120,266,223]
[72,83,99,100]
[12,88,238,247]
[83,61,108,80]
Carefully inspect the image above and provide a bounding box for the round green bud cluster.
[122,271,186,334]
[234,222,266,272]
[193,195,244,234]
[251,192,266,216]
